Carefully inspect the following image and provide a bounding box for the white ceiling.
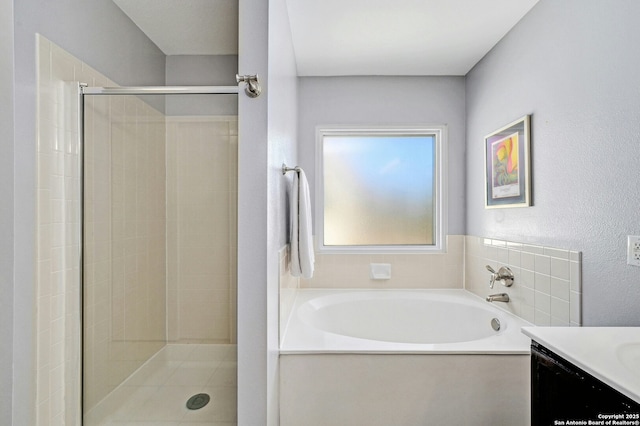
[287,0,539,76]
[113,0,539,76]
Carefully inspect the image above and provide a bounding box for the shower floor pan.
[83,343,237,425]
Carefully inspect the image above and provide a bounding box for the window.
[316,126,447,253]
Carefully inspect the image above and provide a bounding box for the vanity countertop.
[522,326,640,403]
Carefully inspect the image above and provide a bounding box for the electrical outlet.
[627,236,640,267]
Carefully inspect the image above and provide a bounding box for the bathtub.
[280,289,533,426]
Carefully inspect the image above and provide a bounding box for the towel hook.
[282,163,301,175]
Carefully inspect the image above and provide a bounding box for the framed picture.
[484,115,531,208]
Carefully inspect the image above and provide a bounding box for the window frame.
[315,125,448,254]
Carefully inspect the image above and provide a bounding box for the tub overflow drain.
[491,318,501,331]
[186,393,210,410]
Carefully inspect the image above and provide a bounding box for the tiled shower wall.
[36,35,96,425]
[83,92,168,410]
[37,35,169,420]
[166,116,238,343]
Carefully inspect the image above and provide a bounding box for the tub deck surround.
[279,245,299,345]
[280,289,532,354]
[280,354,531,426]
[279,289,532,426]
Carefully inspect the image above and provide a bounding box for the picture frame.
[484,115,531,208]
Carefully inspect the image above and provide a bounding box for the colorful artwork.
[484,115,531,208]
[491,131,520,199]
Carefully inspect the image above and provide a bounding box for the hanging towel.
[290,168,315,279]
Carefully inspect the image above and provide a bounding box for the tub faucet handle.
[485,265,497,289]
[486,265,514,288]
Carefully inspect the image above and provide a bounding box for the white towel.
[290,168,314,279]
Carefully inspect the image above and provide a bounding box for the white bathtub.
[280,289,532,353]
[280,289,533,426]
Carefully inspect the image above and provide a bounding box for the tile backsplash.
[300,235,465,289]
[465,236,582,326]
[280,234,582,328]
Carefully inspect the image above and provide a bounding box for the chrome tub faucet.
[486,293,510,303]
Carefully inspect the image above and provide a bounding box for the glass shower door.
[82,92,237,425]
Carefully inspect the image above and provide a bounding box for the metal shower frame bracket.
[236,74,262,98]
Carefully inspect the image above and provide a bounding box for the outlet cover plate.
[627,236,640,267]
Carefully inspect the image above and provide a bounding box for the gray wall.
[466,0,640,326]
[1,0,14,423]
[237,0,269,423]
[298,76,467,236]
[11,1,165,422]
[166,55,238,86]
[237,0,298,422]
[165,55,238,116]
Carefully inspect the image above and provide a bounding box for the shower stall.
[79,79,258,424]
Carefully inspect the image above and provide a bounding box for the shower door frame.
[77,82,245,423]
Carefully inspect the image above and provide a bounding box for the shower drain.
[186,393,210,410]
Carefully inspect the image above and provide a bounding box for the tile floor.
[84,344,237,426]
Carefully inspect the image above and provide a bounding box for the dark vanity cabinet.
[531,340,640,426]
